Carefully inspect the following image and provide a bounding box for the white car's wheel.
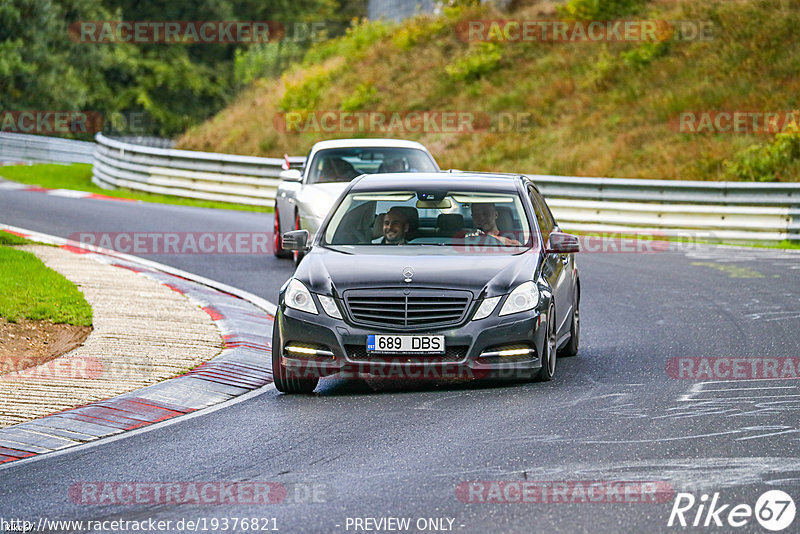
[273,203,292,259]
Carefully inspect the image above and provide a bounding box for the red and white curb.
[0,178,137,202]
[0,225,277,467]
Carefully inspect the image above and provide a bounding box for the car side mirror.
[546,232,580,254]
[282,230,309,251]
[279,169,303,182]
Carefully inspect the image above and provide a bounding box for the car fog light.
[285,344,334,358]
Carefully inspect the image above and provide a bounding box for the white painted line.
[0,384,277,472]
[0,181,27,190]
[698,385,798,392]
[45,189,93,198]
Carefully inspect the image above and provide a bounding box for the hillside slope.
[176,0,800,181]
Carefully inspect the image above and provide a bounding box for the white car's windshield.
[323,190,534,250]
[307,148,438,184]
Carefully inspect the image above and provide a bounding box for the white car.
[273,139,440,261]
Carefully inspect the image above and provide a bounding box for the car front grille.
[345,344,469,363]
[343,288,472,330]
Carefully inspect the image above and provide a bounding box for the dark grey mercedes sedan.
[273,172,580,393]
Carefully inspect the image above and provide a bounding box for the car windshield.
[307,148,438,184]
[323,189,534,251]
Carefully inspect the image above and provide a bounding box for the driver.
[470,203,521,246]
[381,207,410,245]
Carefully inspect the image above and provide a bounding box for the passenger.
[381,207,410,245]
[470,203,521,246]
[379,158,406,173]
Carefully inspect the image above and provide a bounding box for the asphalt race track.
[2,189,800,533]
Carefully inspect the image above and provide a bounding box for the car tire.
[293,210,305,267]
[272,320,318,394]
[273,204,292,258]
[536,304,557,382]
[559,288,580,357]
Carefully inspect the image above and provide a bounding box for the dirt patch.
[0,318,91,375]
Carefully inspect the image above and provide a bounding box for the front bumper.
[274,303,548,380]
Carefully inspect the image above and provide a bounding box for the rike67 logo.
[668,490,795,531]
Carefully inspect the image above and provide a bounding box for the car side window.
[528,187,553,245]
[541,195,558,230]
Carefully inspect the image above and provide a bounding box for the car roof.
[311,138,431,150]
[349,172,525,193]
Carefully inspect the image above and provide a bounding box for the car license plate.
[367,334,445,354]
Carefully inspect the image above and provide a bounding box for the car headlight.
[499,281,540,316]
[285,279,318,314]
[472,296,501,321]
[317,294,342,319]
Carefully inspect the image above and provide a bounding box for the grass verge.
[0,240,93,326]
[0,163,269,213]
[0,231,34,246]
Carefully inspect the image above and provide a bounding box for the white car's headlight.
[317,294,342,319]
[499,281,540,316]
[285,279,318,314]
[472,296,501,321]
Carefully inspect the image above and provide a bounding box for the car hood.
[298,246,541,298]
[301,183,350,215]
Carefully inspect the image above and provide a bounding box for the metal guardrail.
[532,176,800,242]
[91,134,799,241]
[0,132,95,165]
[92,133,305,206]
[532,174,800,206]
[2,132,796,242]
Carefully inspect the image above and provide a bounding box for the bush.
[445,42,503,82]
[235,42,306,86]
[303,19,394,66]
[558,0,645,20]
[341,83,378,111]
[279,69,333,111]
[621,40,670,69]
[392,16,448,51]
[725,131,800,181]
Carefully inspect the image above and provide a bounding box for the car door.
[529,187,570,337]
